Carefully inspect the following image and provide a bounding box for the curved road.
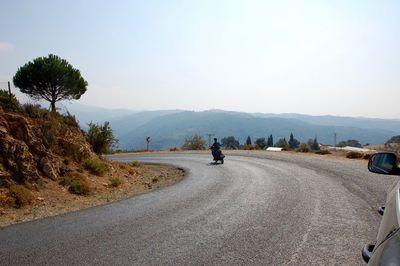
[0,152,397,265]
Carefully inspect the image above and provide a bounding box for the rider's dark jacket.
[211,142,221,152]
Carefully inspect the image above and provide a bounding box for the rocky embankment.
[0,107,93,185]
[0,103,184,226]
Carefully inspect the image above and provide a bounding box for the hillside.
[0,97,184,224]
[62,104,399,150]
[114,111,396,150]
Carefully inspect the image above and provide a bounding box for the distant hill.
[113,111,397,150]
[253,113,400,132]
[65,104,399,150]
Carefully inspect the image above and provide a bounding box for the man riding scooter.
[211,138,225,164]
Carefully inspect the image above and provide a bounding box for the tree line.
[182,133,321,151]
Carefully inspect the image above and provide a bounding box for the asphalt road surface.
[1,152,398,265]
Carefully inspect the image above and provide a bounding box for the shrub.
[346,151,363,159]
[68,179,90,195]
[83,159,109,175]
[0,89,19,111]
[59,173,91,195]
[315,150,331,155]
[22,103,48,118]
[85,121,118,154]
[42,116,61,148]
[62,113,79,127]
[275,138,288,149]
[169,147,180,152]
[130,161,141,167]
[182,134,206,150]
[296,143,310,153]
[59,176,72,186]
[337,139,362,148]
[243,144,255,150]
[110,177,123,187]
[8,185,34,208]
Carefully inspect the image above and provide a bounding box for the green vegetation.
[0,89,19,111]
[267,135,273,147]
[310,137,320,151]
[386,135,400,144]
[337,139,362,148]
[130,161,141,167]
[59,173,90,195]
[246,136,252,145]
[255,137,267,149]
[86,121,118,154]
[110,176,123,187]
[275,138,288,148]
[315,149,331,155]
[8,185,34,208]
[69,179,90,195]
[21,103,48,118]
[288,133,300,149]
[221,136,240,149]
[83,159,109,175]
[182,134,206,150]
[296,143,310,153]
[13,54,88,113]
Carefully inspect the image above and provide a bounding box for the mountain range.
[62,104,400,150]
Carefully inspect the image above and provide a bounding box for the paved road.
[0,152,398,265]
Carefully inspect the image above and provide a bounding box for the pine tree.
[311,137,320,150]
[267,134,274,147]
[288,132,300,149]
[246,136,252,145]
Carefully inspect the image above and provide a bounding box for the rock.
[0,127,40,182]
[39,157,58,180]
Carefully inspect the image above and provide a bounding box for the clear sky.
[1,0,399,118]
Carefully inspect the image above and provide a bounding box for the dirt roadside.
[0,162,185,227]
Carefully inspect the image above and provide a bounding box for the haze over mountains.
[64,103,400,150]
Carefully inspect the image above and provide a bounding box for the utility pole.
[206,133,214,147]
[334,133,337,147]
[7,81,11,102]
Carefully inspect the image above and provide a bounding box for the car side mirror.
[368,152,399,175]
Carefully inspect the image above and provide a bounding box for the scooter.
[212,149,225,164]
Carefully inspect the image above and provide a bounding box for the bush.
[169,147,180,152]
[110,177,123,187]
[130,161,141,167]
[59,173,90,195]
[296,143,310,153]
[42,115,61,148]
[243,144,255,150]
[83,159,109,175]
[346,151,363,159]
[69,179,90,195]
[315,150,331,155]
[59,176,72,186]
[182,134,206,150]
[62,113,79,127]
[8,185,34,208]
[0,89,19,111]
[22,103,48,118]
[85,121,118,154]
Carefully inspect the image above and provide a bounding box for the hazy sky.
[1,0,399,118]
